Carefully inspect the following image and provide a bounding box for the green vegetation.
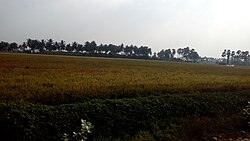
[0,52,250,140]
[2,39,250,65]
[0,94,248,140]
[221,49,249,65]
[0,39,200,62]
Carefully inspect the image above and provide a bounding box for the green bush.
[0,94,247,141]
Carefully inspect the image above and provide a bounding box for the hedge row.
[0,94,248,141]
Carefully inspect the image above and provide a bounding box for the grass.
[0,52,250,104]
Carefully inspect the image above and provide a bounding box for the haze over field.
[0,0,250,57]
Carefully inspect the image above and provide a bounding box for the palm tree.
[231,51,235,64]
[226,50,231,65]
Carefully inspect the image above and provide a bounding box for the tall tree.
[138,46,151,57]
[27,39,40,52]
[84,41,97,54]
[66,44,72,52]
[132,46,139,56]
[226,50,231,65]
[236,50,242,64]
[241,51,249,65]
[45,39,54,51]
[77,44,83,52]
[157,49,171,60]
[8,42,18,52]
[102,44,109,54]
[71,42,78,52]
[39,39,46,52]
[171,49,176,59]
[124,45,133,56]
[189,49,200,62]
[157,49,165,60]
[96,44,104,53]
[165,49,172,60]
[59,40,66,51]
[221,49,227,64]
[183,47,190,61]
[152,52,157,59]
[177,48,183,57]
[20,42,27,52]
[231,51,235,64]
[116,44,124,55]
[0,41,9,51]
[53,41,59,51]
[221,49,226,58]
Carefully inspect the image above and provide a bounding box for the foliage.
[0,38,206,62]
[0,39,152,59]
[176,47,200,62]
[0,94,247,141]
[63,119,94,141]
[222,49,250,66]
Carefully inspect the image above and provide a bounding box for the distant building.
[200,57,217,64]
[31,49,40,53]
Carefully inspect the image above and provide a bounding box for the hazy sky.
[0,0,250,57]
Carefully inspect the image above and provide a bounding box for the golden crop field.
[0,52,250,104]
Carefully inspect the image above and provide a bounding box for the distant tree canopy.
[221,49,249,66]
[0,39,153,58]
[0,38,202,62]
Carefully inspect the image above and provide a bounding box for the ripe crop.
[0,53,250,104]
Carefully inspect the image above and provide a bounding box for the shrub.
[63,119,94,141]
[0,94,247,141]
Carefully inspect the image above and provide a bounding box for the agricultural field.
[0,52,250,140]
[0,52,250,104]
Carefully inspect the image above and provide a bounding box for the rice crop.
[1,52,250,104]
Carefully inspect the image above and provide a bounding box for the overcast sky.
[0,0,250,57]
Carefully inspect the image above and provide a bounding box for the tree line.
[2,39,250,66]
[0,38,200,62]
[155,47,200,62]
[221,49,249,66]
[0,39,151,58]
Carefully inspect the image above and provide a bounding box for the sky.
[0,0,250,57]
